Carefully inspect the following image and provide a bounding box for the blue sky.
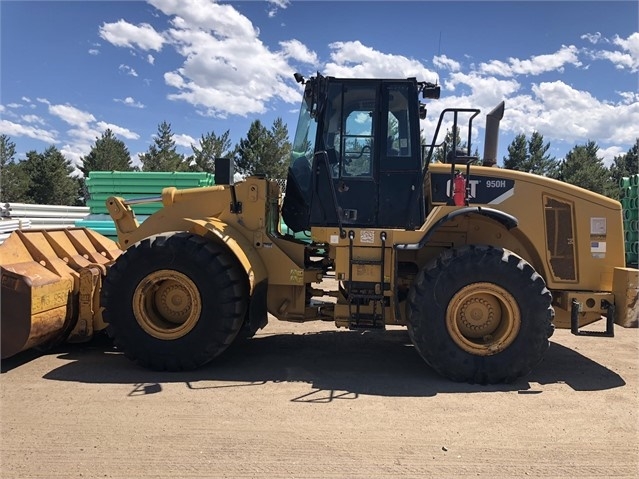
[1,0,638,174]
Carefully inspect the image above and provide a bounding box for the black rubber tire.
[101,233,248,371]
[407,245,554,384]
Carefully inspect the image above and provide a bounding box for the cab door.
[310,81,379,228]
[377,82,424,229]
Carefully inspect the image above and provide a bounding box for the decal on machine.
[360,230,375,243]
[590,218,607,258]
[289,269,304,284]
[431,173,515,205]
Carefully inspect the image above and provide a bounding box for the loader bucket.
[0,228,121,359]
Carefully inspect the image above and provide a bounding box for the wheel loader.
[1,73,637,384]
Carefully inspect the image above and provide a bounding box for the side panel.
[428,164,626,293]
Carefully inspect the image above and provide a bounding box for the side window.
[387,85,411,157]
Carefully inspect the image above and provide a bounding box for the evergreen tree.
[188,130,234,173]
[556,141,612,195]
[139,121,188,172]
[528,132,559,177]
[235,118,291,183]
[503,132,558,176]
[80,129,133,176]
[503,133,528,170]
[0,134,31,202]
[22,146,79,205]
[609,140,638,199]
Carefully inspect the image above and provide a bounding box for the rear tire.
[407,245,554,384]
[102,233,248,371]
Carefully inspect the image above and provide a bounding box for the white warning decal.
[360,230,375,243]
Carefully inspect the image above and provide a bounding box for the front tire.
[407,245,554,384]
[102,233,248,371]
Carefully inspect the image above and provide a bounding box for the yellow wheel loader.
[1,73,637,384]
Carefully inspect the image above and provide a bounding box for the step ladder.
[346,230,387,329]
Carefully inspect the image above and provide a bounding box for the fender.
[190,218,269,335]
[396,206,518,251]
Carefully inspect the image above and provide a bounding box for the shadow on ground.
[2,328,626,399]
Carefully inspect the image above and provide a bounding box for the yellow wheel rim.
[132,270,202,340]
[446,282,520,356]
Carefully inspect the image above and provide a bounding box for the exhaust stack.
[482,101,505,167]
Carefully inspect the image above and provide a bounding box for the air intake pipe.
[482,101,505,167]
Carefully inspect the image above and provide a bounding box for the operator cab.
[282,74,438,233]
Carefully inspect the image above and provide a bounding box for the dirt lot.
[1,317,638,479]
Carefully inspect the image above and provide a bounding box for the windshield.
[288,97,317,194]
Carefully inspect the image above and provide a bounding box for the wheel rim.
[133,270,202,340]
[446,282,520,356]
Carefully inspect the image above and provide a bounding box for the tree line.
[0,121,636,206]
[0,118,291,205]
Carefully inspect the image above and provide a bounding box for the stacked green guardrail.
[620,175,638,266]
[76,171,215,240]
[84,171,215,215]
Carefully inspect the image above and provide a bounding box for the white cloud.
[267,0,290,17]
[587,32,639,72]
[599,145,626,166]
[617,91,639,105]
[6,98,141,169]
[479,45,582,77]
[279,39,319,65]
[88,49,100,55]
[95,122,140,140]
[581,32,602,44]
[150,0,257,38]
[433,54,461,72]
[0,119,58,144]
[21,114,45,125]
[48,104,96,126]
[147,54,155,65]
[99,19,165,51]
[127,1,303,116]
[444,72,520,107]
[119,64,139,77]
[325,41,438,81]
[502,81,639,147]
[114,97,146,108]
[173,133,196,148]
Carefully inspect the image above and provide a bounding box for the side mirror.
[422,85,441,99]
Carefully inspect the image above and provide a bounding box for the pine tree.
[188,130,234,173]
[22,146,79,205]
[557,141,612,195]
[503,132,558,176]
[503,133,528,171]
[80,129,133,176]
[0,134,30,202]
[235,118,291,183]
[139,121,188,172]
[528,132,559,177]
